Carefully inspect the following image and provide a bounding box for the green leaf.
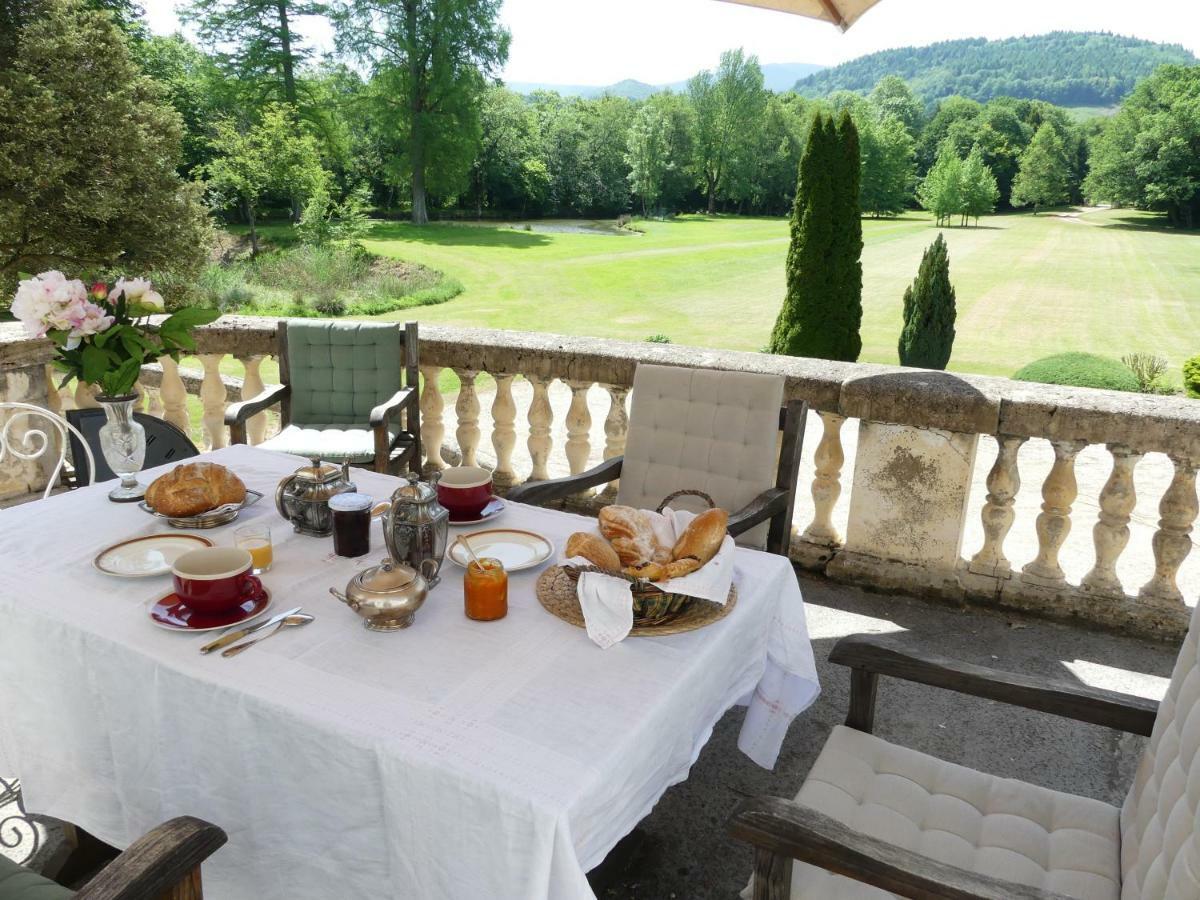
[81,345,110,385]
[94,324,121,349]
[162,307,221,330]
[103,357,142,397]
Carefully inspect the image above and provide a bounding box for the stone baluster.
[1021,439,1086,587]
[236,354,268,445]
[526,374,554,482]
[43,367,63,417]
[801,411,846,545]
[1138,455,1199,606]
[197,354,227,450]
[158,357,190,434]
[600,385,629,500]
[1081,444,1142,596]
[453,368,480,468]
[564,381,593,478]
[73,381,99,409]
[490,373,517,489]
[145,385,164,419]
[419,365,446,473]
[967,435,1028,578]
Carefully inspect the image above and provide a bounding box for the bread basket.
[564,490,716,626]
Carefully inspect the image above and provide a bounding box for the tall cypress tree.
[769,112,864,361]
[898,233,956,369]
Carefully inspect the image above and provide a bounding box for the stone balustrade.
[3,315,1198,640]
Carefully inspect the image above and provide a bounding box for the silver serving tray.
[139,489,264,529]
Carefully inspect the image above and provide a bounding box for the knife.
[200,606,302,655]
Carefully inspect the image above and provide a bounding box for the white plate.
[448,529,554,572]
[94,534,214,578]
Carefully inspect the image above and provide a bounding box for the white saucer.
[448,497,506,526]
[94,534,214,578]
[448,528,553,572]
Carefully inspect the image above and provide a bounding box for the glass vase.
[97,394,146,502]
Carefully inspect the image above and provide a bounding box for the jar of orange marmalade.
[465,557,507,621]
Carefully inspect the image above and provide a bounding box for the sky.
[141,0,1200,87]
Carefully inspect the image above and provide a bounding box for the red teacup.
[437,466,494,521]
[171,547,258,614]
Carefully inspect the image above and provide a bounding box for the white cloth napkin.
[563,507,736,649]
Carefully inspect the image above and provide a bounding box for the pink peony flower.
[10,271,89,338]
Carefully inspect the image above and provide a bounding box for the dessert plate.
[149,581,271,632]
[94,534,213,578]
[448,497,506,525]
[447,529,553,572]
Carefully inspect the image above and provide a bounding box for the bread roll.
[671,508,728,567]
[598,505,671,567]
[565,532,622,571]
[146,462,247,517]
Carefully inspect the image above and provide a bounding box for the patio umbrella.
[716,0,885,30]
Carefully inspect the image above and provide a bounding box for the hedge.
[1013,352,1140,393]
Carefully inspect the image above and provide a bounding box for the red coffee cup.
[171,547,258,613]
[437,466,494,521]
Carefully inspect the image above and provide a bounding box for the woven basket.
[563,489,716,626]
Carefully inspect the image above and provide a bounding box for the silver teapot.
[380,476,449,588]
[329,558,437,631]
[276,458,356,537]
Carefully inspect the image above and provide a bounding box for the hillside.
[507,62,824,99]
[794,32,1196,106]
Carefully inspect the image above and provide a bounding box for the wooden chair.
[225,319,420,474]
[0,816,226,899]
[507,364,807,555]
[65,409,199,486]
[727,602,1200,899]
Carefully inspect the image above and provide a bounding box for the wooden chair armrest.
[75,816,227,900]
[223,384,289,426]
[729,797,1073,900]
[727,487,789,537]
[505,456,624,505]
[831,633,1158,736]
[369,387,416,429]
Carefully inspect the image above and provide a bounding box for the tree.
[918,141,964,226]
[898,233,956,369]
[959,147,999,225]
[688,49,766,213]
[1085,65,1200,228]
[0,0,210,296]
[626,101,672,217]
[468,86,544,216]
[201,103,327,254]
[1011,122,1071,212]
[869,75,922,135]
[333,0,509,225]
[858,111,915,217]
[769,112,863,362]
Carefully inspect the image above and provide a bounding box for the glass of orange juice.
[234,524,273,575]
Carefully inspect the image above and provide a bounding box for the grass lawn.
[354,207,1200,381]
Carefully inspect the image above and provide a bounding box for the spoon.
[456,534,484,570]
[222,613,314,658]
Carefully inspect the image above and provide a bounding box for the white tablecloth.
[0,445,819,900]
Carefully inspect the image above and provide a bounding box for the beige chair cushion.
[1120,600,1200,900]
[784,725,1122,900]
[260,424,398,464]
[617,364,784,548]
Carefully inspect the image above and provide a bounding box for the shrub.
[1121,352,1171,394]
[898,233,955,369]
[1184,355,1200,399]
[312,289,347,317]
[645,334,672,343]
[1013,353,1140,392]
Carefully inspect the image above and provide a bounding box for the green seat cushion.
[0,854,72,900]
[259,424,401,464]
[285,321,403,427]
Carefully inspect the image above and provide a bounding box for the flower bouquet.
[10,270,220,500]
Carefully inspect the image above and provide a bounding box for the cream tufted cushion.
[782,725,1122,900]
[260,424,399,464]
[1120,600,1200,900]
[617,365,784,548]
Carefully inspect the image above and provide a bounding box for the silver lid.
[294,457,343,484]
[329,492,372,512]
[354,559,416,594]
[391,478,437,504]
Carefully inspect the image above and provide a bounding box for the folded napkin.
[563,507,736,649]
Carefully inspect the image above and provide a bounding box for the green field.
[357,208,1200,381]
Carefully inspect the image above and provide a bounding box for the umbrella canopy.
[716,0,884,30]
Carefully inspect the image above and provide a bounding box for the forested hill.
[794,32,1197,107]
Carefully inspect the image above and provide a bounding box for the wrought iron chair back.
[0,402,94,501]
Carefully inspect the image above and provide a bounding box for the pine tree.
[768,111,863,362]
[1011,122,1071,213]
[898,234,956,369]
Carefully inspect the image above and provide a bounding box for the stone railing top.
[4,314,1200,454]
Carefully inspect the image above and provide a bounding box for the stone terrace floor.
[3,570,1179,898]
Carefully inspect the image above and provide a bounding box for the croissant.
[598,505,671,567]
[565,532,622,571]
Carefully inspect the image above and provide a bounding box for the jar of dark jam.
[329,493,373,558]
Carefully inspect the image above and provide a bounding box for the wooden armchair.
[225,319,420,475]
[0,816,226,900]
[727,616,1191,900]
[507,365,807,556]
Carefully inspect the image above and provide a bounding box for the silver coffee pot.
[380,476,449,588]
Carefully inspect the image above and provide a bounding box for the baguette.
[671,508,729,567]
[565,532,622,571]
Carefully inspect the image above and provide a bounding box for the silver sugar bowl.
[380,476,448,588]
[329,558,436,631]
[275,457,356,537]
